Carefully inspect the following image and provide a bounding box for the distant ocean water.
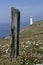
[0,23,11,38]
[0,22,30,38]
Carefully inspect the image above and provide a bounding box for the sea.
[0,21,30,38]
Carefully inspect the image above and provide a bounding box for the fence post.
[10,7,20,59]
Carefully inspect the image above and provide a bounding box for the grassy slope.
[0,20,43,65]
[20,20,43,42]
[0,20,43,45]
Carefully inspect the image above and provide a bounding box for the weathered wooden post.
[10,7,20,59]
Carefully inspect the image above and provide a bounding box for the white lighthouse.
[30,16,33,25]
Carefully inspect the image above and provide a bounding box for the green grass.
[20,20,43,42]
[0,20,43,65]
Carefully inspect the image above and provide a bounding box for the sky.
[0,0,43,23]
[0,0,43,37]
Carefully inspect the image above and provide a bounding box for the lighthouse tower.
[30,16,33,25]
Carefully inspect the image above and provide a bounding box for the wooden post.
[10,7,20,59]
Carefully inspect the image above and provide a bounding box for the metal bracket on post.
[10,7,20,58]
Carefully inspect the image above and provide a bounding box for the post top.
[11,7,20,13]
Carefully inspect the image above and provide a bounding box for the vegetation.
[20,20,43,42]
[0,40,43,65]
[0,20,43,65]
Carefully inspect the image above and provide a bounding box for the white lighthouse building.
[30,16,33,25]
